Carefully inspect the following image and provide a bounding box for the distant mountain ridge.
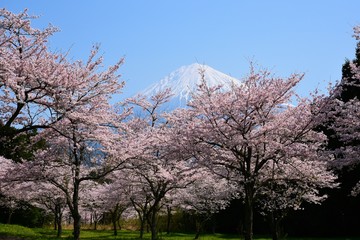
[140,63,241,107]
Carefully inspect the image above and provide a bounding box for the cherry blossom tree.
[255,155,337,240]
[0,9,60,134]
[177,175,235,239]
[124,90,200,240]
[128,176,153,239]
[1,180,67,237]
[0,156,19,223]
[24,108,125,240]
[81,184,104,231]
[0,156,14,188]
[32,183,67,237]
[0,8,128,240]
[83,173,132,236]
[169,66,338,240]
[0,8,123,156]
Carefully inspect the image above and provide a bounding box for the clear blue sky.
[2,1,360,100]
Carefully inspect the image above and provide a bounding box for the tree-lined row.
[0,9,359,240]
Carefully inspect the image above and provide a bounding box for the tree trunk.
[194,217,202,240]
[112,218,118,236]
[72,144,82,240]
[90,212,93,227]
[131,198,150,240]
[56,209,63,237]
[139,217,145,239]
[111,206,119,236]
[7,209,13,224]
[55,203,63,237]
[57,216,63,238]
[92,212,98,230]
[115,204,124,234]
[72,211,81,240]
[166,206,171,234]
[135,207,146,239]
[149,206,159,240]
[137,210,146,239]
[117,218,122,230]
[243,184,254,240]
[211,215,216,234]
[71,189,81,240]
[269,212,285,240]
[54,215,57,230]
[150,217,158,240]
[72,177,81,240]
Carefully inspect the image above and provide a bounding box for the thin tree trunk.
[112,218,118,236]
[131,198,149,240]
[166,206,171,234]
[72,171,81,240]
[194,217,202,240]
[54,214,58,230]
[72,141,82,240]
[139,211,146,238]
[135,207,146,239]
[117,218,122,230]
[7,209,13,224]
[92,212,98,230]
[211,215,216,234]
[138,211,146,239]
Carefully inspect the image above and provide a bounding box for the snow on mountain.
[140,63,241,107]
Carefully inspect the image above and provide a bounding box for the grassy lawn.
[1,224,360,240]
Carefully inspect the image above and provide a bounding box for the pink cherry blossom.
[168,64,337,240]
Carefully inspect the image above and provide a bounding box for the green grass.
[0,224,360,240]
[0,223,39,238]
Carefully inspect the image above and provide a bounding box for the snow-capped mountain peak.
[140,63,241,107]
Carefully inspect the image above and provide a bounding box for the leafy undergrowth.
[1,224,360,240]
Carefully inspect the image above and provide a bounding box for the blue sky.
[2,1,360,100]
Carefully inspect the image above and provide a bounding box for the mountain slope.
[140,63,241,107]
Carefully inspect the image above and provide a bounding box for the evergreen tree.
[339,41,360,101]
[296,29,360,238]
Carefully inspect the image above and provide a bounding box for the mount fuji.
[139,63,241,108]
